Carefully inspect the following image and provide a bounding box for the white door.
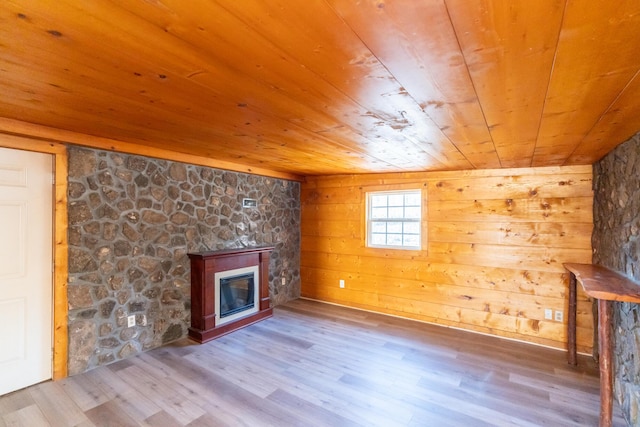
[0,147,53,395]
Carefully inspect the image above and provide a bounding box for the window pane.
[371,195,388,207]
[387,234,403,246]
[371,222,387,233]
[371,207,388,219]
[371,233,387,245]
[387,222,402,233]
[388,207,404,218]
[403,234,420,247]
[405,206,421,219]
[405,193,421,206]
[403,222,420,234]
[388,194,404,206]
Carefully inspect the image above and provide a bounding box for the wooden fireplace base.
[188,246,274,344]
[188,307,273,342]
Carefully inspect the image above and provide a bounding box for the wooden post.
[259,250,272,311]
[598,299,613,427]
[568,272,577,366]
[592,299,599,362]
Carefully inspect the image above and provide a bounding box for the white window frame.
[366,188,423,250]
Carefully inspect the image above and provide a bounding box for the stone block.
[118,342,138,359]
[68,285,93,309]
[68,149,97,178]
[161,324,183,344]
[68,247,98,273]
[99,337,120,349]
[69,201,92,225]
[99,300,116,318]
[67,319,97,375]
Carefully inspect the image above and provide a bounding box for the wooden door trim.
[0,133,68,380]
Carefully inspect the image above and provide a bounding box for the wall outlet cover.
[554,310,563,322]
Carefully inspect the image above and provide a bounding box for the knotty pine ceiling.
[2,1,640,176]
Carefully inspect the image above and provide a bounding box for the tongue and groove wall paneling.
[301,165,594,353]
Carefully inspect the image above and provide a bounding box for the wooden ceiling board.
[568,70,640,164]
[91,1,473,171]
[1,0,412,174]
[1,0,639,176]
[532,0,640,166]
[327,0,500,169]
[86,0,444,171]
[211,0,471,169]
[0,55,369,175]
[446,0,565,168]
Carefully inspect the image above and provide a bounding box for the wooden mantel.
[564,263,640,427]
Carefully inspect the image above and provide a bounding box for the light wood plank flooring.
[0,298,627,426]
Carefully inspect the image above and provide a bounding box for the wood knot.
[530,319,540,332]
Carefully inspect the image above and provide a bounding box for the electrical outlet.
[554,310,563,322]
[281,277,286,286]
[127,315,135,327]
[339,279,345,288]
[544,308,553,320]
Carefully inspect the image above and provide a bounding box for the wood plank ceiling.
[1,0,640,176]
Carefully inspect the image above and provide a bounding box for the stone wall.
[593,131,640,426]
[67,147,300,375]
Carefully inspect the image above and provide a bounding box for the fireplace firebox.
[188,246,274,343]
[216,266,258,325]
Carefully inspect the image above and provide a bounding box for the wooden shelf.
[564,263,640,303]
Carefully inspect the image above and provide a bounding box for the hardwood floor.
[0,298,627,426]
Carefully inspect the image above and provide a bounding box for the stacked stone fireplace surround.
[593,131,640,426]
[67,147,300,375]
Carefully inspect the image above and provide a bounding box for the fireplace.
[188,246,274,343]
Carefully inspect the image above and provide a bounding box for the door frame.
[0,133,68,380]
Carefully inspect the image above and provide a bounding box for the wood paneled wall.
[301,166,594,353]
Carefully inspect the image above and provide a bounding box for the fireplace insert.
[214,265,260,326]
[219,272,255,318]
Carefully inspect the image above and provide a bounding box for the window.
[366,190,422,250]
